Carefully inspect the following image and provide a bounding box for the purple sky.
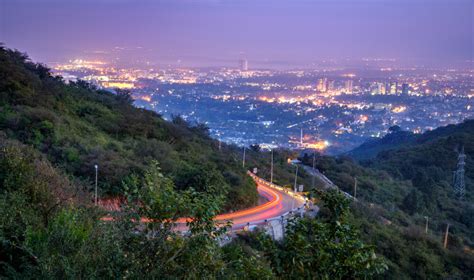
[1,0,472,68]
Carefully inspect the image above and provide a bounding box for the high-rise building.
[317,78,328,92]
[387,82,398,94]
[327,80,335,91]
[344,80,353,94]
[402,83,409,95]
[377,82,385,95]
[384,82,391,94]
[239,59,248,71]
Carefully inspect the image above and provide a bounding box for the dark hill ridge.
[346,128,417,160]
[346,119,473,242]
[348,120,474,161]
[0,46,258,211]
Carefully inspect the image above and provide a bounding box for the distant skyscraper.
[377,82,384,95]
[402,83,409,95]
[239,59,248,71]
[344,80,353,94]
[317,78,328,92]
[384,82,391,94]
[388,82,398,94]
[327,80,335,91]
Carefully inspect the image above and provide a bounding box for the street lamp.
[270,149,274,184]
[94,164,98,206]
[311,153,316,189]
[424,216,429,234]
[293,164,299,193]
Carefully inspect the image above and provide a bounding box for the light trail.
[100,173,306,230]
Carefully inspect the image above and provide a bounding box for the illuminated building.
[317,78,327,92]
[389,82,398,94]
[344,80,353,94]
[327,80,335,91]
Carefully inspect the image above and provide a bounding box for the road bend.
[101,173,307,231]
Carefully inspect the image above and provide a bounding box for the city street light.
[94,164,98,206]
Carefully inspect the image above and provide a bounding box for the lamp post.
[270,149,274,184]
[443,223,450,249]
[94,164,98,206]
[311,153,316,189]
[354,177,358,199]
[293,164,299,193]
[424,216,429,234]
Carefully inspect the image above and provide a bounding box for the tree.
[249,189,387,279]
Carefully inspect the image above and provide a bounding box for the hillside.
[0,46,257,211]
[347,121,474,161]
[298,120,474,278]
[346,126,417,160]
[313,120,473,241]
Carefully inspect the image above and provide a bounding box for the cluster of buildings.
[52,58,473,154]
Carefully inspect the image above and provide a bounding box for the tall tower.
[453,146,466,200]
[239,59,248,71]
[344,80,353,94]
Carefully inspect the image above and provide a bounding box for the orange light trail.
[100,182,283,224]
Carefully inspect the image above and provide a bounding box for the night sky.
[1,0,472,68]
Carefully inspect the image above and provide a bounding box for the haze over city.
[2,0,473,68]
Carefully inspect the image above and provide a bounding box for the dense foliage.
[239,190,387,279]
[299,121,474,278]
[0,138,386,279]
[0,46,257,211]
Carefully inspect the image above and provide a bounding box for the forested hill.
[0,46,257,211]
[348,120,474,161]
[346,119,473,242]
[297,120,473,277]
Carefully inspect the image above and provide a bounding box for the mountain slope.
[0,46,257,211]
[340,120,474,240]
[299,121,474,278]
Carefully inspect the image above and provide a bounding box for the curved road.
[177,174,306,230]
[101,174,306,231]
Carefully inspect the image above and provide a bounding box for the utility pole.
[311,153,316,189]
[270,149,274,184]
[94,164,98,206]
[293,164,299,193]
[353,177,358,199]
[291,164,299,210]
[242,146,246,168]
[218,140,221,151]
[424,216,429,234]
[443,223,450,249]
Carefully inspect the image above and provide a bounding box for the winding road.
[218,173,306,230]
[101,173,307,231]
